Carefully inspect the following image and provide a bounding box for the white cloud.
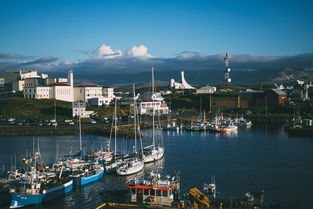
[127,45,153,58]
[92,44,123,59]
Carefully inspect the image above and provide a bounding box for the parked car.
[88,119,97,124]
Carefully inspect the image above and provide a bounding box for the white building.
[0,77,4,88]
[24,86,52,99]
[72,102,94,118]
[73,85,114,106]
[49,84,73,102]
[139,92,164,101]
[23,69,74,102]
[137,100,169,115]
[45,78,68,86]
[195,86,217,94]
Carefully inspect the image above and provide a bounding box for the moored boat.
[125,171,181,206]
[70,162,104,186]
[10,178,73,208]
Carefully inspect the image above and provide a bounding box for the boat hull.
[10,180,73,208]
[143,148,164,163]
[116,161,144,176]
[72,169,104,186]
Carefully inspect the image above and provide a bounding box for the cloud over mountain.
[1,45,313,78]
[91,45,123,59]
[127,45,152,58]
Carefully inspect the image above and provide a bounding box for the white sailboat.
[143,67,164,163]
[116,84,144,175]
[105,98,125,173]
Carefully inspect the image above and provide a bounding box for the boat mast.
[114,98,117,162]
[152,67,155,150]
[133,84,137,154]
[54,99,57,129]
[78,102,82,156]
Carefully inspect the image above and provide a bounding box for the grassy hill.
[0,97,131,121]
[0,98,72,121]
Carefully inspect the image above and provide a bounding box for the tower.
[68,66,73,87]
[223,52,231,86]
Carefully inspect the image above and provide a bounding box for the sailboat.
[56,102,105,186]
[143,68,164,163]
[105,98,126,173]
[116,84,144,176]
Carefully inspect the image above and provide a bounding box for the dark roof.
[271,89,287,95]
[138,100,160,102]
[240,90,264,94]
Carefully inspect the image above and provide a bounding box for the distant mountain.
[265,68,313,84]
[5,67,311,88]
[72,69,279,87]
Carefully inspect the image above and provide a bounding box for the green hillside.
[0,98,72,120]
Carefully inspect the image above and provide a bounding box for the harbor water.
[0,122,313,209]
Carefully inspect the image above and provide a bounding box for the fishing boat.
[203,176,217,199]
[70,162,104,186]
[10,177,73,208]
[125,171,181,206]
[88,145,113,163]
[162,122,181,131]
[234,117,252,127]
[9,152,73,208]
[184,120,206,131]
[116,84,144,176]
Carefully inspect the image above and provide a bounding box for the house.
[195,86,217,94]
[265,89,287,105]
[136,92,169,115]
[72,102,94,118]
[0,77,4,90]
[137,100,169,115]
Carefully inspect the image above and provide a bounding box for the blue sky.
[1,0,313,62]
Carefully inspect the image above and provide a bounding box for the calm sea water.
[0,122,313,209]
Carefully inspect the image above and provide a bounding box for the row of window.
[25,94,49,98]
[131,188,169,197]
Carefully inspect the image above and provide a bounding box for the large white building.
[73,85,114,105]
[23,69,74,102]
[19,69,113,104]
[24,86,52,99]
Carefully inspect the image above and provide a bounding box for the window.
[149,189,155,196]
[131,188,136,194]
[156,190,161,196]
[144,189,149,195]
[162,190,168,197]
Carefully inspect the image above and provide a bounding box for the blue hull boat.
[72,169,104,186]
[10,180,73,208]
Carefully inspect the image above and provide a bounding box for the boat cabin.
[126,173,180,207]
